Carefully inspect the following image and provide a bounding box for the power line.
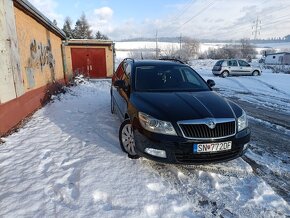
[159,0,215,36]
[178,0,215,30]
[169,0,195,23]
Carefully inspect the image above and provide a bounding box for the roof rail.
[159,58,185,64]
[124,58,135,63]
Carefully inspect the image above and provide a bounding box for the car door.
[112,61,126,119]
[112,61,132,119]
[227,60,239,75]
[238,60,252,75]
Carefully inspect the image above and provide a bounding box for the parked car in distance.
[212,59,261,77]
[111,58,251,164]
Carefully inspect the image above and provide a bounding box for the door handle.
[90,65,92,70]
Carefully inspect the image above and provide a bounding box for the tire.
[221,71,229,78]
[119,119,139,159]
[252,70,259,76]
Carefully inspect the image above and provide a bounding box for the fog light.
[243,143,249,151]
[144,148,167,158]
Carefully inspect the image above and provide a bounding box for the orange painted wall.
[13,7,65,91]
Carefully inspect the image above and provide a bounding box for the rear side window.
[227,60,238,66]
[215,60,223,66]
[115,63,125,80]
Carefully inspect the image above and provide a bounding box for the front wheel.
[252,70,259,76]
[119,119,139,159]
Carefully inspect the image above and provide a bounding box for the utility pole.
[179,33,182,51]
[252,17,261,40]
[179,33,182,59]
[155,30,158,59]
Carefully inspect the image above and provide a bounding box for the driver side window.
[238,60,250,67]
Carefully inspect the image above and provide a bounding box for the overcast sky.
[28,0,290,41]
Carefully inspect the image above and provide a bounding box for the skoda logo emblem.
[207,120,216,129]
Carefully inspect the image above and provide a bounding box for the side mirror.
[207,79,215,87]
[114,80,126,89]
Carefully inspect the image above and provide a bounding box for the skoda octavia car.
[111,58,250,164]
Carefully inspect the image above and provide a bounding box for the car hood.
[131,91,238,122]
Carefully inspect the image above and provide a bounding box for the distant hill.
[118,36,290,44]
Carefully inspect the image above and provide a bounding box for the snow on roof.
[266,52,290,56]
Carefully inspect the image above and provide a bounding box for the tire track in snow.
[250,77,290,98]
[225,77,253,94]
[144,157,290,216]
[145,161,220,217]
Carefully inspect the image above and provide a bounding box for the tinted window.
[215,60,223,66]
[135,65,210,92]
[125,63,132,77]
[227,60,238,66]
[115,63,125,79]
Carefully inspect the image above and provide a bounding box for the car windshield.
[135,65,210,92]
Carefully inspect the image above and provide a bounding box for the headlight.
[138,112,177,135]
[238,110,248,132]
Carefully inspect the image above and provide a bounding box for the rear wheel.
[252,70,259,76]
[221,71,229,78]
[119,119,139,159]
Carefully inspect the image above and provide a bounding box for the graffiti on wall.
[28,39,56,80]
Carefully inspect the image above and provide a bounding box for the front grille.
[179,121,235,139]
[175,146,242,163]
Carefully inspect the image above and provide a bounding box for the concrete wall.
[64,42,114,77]
[0,0,24,104]
[14,6,65,90]
[0,0,67,136]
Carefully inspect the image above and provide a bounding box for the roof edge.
[13,0,66,39]
[266,52,290,56]
[64,39,114,46]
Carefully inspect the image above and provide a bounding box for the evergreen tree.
[62,17,74,39]
[73,13,93,39]
[95,31,109,40]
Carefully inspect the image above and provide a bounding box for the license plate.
[193,141,232,153]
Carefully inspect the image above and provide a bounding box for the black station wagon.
[111,58,250,164]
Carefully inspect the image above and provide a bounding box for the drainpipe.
[61,40,67,84]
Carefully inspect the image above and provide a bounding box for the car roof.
[132,59,185,67]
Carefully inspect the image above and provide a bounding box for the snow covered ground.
[1,67,290,217]
[191,59,290,114]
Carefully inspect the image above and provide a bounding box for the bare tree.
[240,38,257,60]
[161,38,200,63]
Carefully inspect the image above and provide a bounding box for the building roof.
[13,0,66,39]
[65,39,114,46]
[266,52,290,56]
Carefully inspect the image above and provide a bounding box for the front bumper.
[212,70,222,76]
[133,127,250,164]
